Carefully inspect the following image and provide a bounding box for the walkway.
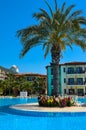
[11,103,86,112]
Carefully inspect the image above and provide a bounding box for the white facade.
[0,68,6,80]
[61,62,86,96]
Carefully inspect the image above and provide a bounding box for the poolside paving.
[11,103,86,112]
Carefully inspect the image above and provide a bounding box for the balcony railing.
[67,82,86,85]
[66,70,86,74]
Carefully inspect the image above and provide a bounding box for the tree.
[33,77,46,94]
[0,80,4,95]
[6,73,16,95]
[17,0,86,96]
[0,80,9,95]
[22,81,34,95]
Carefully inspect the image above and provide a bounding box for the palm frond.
[60,40,73,50]
[44,43,51,58]
[42,42,49,50]
[61,2,66,13]
[61,4,75,24]
[44,0,53,17]
[64,4,75,17]
[17,25,39,43]
[54,0,58,12]
[74,39,86,51]
[75,17,86,25]
[68,10,82,20]
[33,8,51,22]
[20,36,42,58]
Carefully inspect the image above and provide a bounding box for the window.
[27,77,35,81]
[64,89,66,94]
[85,67,86,72]
[76,67,82,73]
[77,78,83,85]
[68,78,74,85]
[63,68,65,72]
[64,78,66,83]
[85,78,86,81]
[77,89,84,96]
[69,89,75,94]
[68,67,74,74]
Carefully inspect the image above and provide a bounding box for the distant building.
[15,73,46,81]
[46,62,86,96]
[10,65,19,73]
[0,65,18,80]
[0,66,6,80]
[15,73,47,94]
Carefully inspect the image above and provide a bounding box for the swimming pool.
[0,97,86,130]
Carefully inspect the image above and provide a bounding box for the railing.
[66,70,86,74]
[67,82,86,85]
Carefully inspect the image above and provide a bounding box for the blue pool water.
[78,97,86,103]
[0,97,86,130]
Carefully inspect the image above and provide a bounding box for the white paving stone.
[11,103,86,112]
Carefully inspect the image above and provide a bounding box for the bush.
[38,96,74,107]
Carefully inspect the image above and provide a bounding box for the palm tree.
[6,73,16,95]
[1,80,9,96]
[34,77,46,94]
[17,0,86,96]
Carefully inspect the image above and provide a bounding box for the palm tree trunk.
[51,45,61,96]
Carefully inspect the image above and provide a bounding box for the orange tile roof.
[64,61,86,65]
[46,61,86,67]
[15,73,47,77]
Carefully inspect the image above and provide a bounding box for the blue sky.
[0,0,86,74]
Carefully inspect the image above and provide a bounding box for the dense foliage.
[38,96,74,107]
[0,74,46,96]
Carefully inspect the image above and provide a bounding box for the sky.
[0,0,86,74]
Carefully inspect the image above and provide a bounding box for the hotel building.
[46,62,86,96]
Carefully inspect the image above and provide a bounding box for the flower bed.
[38,96,74,107]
